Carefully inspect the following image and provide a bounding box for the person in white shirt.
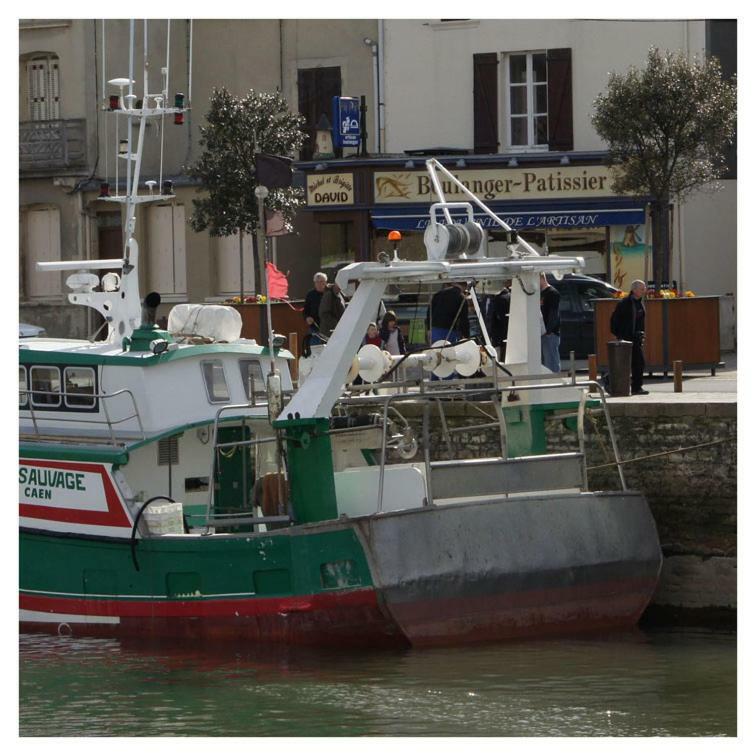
[379,311,406,355]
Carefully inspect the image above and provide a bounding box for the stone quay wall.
[387,398,736,625]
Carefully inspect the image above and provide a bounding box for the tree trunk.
[239,229,244,302]
[650,198,672,285]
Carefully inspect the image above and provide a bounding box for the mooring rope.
[585,436,735,472]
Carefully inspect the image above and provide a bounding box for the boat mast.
[36,19,187,345]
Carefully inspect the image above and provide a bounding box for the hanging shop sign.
[374,165,620,204]
[331,96,361,148]
[306,173,355,206]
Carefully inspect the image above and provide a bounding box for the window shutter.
[547,48,573,151]
[26,56,60,121]
[147,204,187,299]
[27,59,46,121]
[48,59,60,119]
[25,207,62,298]
[473,53,499,154]
[297,66,341,160]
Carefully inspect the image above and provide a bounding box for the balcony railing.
[19,119,87,176]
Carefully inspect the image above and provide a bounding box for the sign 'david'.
[306,173,355,206]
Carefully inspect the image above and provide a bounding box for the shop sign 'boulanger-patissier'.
[374,165,620,203]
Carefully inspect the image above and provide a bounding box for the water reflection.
[19,628,736,736]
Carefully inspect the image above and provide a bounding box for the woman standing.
[379,311,406,356]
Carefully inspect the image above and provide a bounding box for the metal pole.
[188,19,193,106]
[423,401,433,506]
[577,389,588,490]
[101,20,106,105]
[360,95,368,157]
[127,20,134,199]
[377,396,390,512]
[377,20,385,152]
[254,184,273,352]
[143,19,148,100]
[426,160,453,224]
[165,20,171,99]
[595,384,627,491]
[371,43,379,153]
[492,392,508,460]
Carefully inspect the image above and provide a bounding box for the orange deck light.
[388,230,402,242]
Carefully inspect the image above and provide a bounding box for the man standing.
[540,275,561,373]
[318,281,346,338]
[303,272,327,342]
[486,282,511,360]
[427,282,470,344]
[610,279,648,395]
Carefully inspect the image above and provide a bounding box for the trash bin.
[607,340,633,396]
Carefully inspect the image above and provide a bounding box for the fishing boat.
[19,21,662,647]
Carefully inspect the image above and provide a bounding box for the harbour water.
[19,627,735,737]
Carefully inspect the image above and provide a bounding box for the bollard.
[673,360,683,392]
[289,332,299,384]
[607,340,633,396]
[588,354,598,383]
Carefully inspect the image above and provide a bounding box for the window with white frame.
[30,365,61,408]
[19,366,28,408]
[201,360,230,404]
[239,359,266,402]
[25,54,61,121]
[506,52,548,149]
[63,366,96,408]
[473,48,572,155]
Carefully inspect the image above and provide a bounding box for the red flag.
[266,261,289,299]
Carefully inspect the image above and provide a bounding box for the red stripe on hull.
[386,577,659,647]
[20,590,407,648]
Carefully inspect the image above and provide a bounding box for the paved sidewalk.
[572,351,737,403]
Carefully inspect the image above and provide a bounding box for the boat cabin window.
[201,360,230,403]
[19,366,28,408]
[30,365,61,408]
[63,367,96,408]
[239,359,266,402]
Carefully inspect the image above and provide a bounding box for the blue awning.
[371,203,646,231]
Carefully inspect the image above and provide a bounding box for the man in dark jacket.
[610,279,648,394]
[485,283,511,359]
[540,275,561,372]
[303,272,327,345]
[427,282,469,344]
[318,281,346,337]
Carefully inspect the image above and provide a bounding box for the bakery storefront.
[298,154,650,290]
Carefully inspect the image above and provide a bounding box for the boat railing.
[201,403,291,533]
[19,387,145,446]
[333,376,625,513]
